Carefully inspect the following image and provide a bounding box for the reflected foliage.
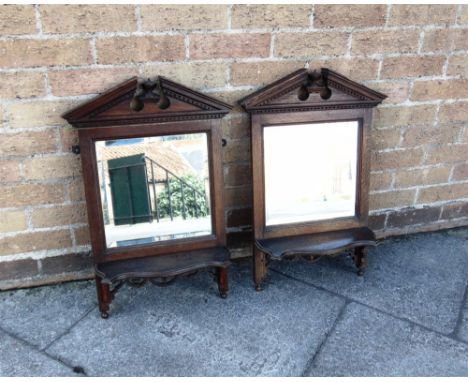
[157,174,209,219]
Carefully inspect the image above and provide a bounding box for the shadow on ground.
[0,228,467,376]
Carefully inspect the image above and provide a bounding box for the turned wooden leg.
[253,247,268,291]
[353,246,368,276]
[95,276,111,319]
[216,267,229,299]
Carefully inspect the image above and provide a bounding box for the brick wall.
[1,4,467,289]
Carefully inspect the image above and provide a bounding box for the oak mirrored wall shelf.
[63,76,232,318]
[240,68,387,291]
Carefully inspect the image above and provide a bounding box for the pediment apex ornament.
[63,76,232,128]
[239,68,387,114]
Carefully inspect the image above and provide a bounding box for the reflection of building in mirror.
[95,133,212,248]
[264,121,359,226]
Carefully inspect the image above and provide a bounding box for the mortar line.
[0,323,85,375]
[270,268,468,347]
[42,304,97,351]
[301,299,349,376]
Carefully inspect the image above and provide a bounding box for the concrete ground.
[1,228,467,377]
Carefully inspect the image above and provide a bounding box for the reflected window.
[95,133,212,248]
[263,121,359,226]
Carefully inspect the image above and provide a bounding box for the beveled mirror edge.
[94,132,214,251]
[262,119,362,227]
[247,94,384,241]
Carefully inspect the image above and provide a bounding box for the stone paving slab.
[46,262,345,377]
[0,330,74,377]
[0,280,96,349]
[270,231,468,334]
[307,302,468,376]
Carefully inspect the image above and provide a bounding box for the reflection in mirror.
[95,133,212,248]
[264,121,359,226]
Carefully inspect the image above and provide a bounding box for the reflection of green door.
[108,154,152,226]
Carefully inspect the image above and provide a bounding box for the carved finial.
[130,76,171,112]
[297,69,333,102]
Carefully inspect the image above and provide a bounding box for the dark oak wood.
[63,76,232,317]
[216,267,229,299]
[240,68,386,290]
[256,227,376,259]
[95,247,230,283]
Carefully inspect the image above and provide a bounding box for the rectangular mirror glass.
[95,133,212,248]
[263,121,359,227]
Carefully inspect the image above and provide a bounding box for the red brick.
[447,54,468,76]
[386,206,441,228]
[309,58,380,82]
[222,138,250,164]
[49,68,138,96]
[96,36,185,64]
[411,79,468,101]
[389,5,457,26]
[232,5,311,28]
[401,126,460,147]
[74,226,90,246]
[374,105,437,128]
[41,252,92,275]
[141,5,228,30]
[224,163,251,187]
[314,5,386,28]
[424,144,468,165]
[441,202,468,220]
[231,61,304,87]
[452,163,468,181]
[32,203,87,228]
[380,56,445,79]
[0,5,36,35]
[438,102,468,124]
[224,185,252,208]
[23,155,82,181]
[276,32,349,57]
[190,33,270,59]
[0,130,57,156]
[417,183,468,204]
[0,160,21,182]
[370,190,416,210]
[41,5,136,33]
[453,29,468,51]
[0,72,45,99]
[143,62,228,89]
[394,166,451,188]
[370,172,393,191]
[0,39,92,68]
[371,148,424,171]
[367,81,411,104]
[0,230,72,256]
[368,213,386,230]
[221,114,250,140]
[0,184,66,208]
[370,129,401,151]
[352,30,420,55]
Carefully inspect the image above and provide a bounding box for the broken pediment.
[239,68,387,114]
[63,76,232,128]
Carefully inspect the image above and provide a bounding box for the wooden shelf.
[256,227,376,260]
[96,246,230,284]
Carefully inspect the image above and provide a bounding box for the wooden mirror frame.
[63,77,232,318]
[240,68,387,290]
